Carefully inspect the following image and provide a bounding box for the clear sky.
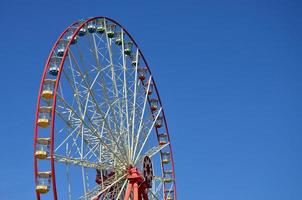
[0,0,301,199]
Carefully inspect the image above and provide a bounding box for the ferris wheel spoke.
[52,154,113,170]
[55,108,100,160]
[136,142,170,164]
[132,76,152,161]
[94,33,111,64]
[64,56,84,115]
[81,166,88,199]
[119,29,132,162]
[88,33,120,129]
[79,174,127,200]
[58,70,112,140]
[61,66,103,157]
[82,141,100,160]
[151,176,164,199]
[115,179,128,200]
[55,111,86,158]
[164,184,175,200]
[130,49,139,160]
[54,123,80,152]
[134,108,162,165]
[57,93,127,164]
[148,189,160,200]
[68,48,129,164]
[103,21,128,146]
[87,32,125,145]
[71,45,113,131]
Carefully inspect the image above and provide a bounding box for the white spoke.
[130,49,139,161]
[132,76,152,161]
[134,108,162,164]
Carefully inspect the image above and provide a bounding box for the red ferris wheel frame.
[34,16,176,200]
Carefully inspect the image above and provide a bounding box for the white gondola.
[87,21,96,33]
[66,27,77,45]
[124,41,133,55]
[56,39,68,57]
[131,53,140,66]
[78,25,87,37]
[106,24,116,38]
[49,56,61,76]
[96,18,105,33]
[115,32,122,45]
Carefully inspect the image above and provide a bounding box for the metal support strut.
[124,167,149,200]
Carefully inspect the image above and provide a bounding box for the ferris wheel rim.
[34,16,177,200]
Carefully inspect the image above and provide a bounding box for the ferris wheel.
[34,17,176,200]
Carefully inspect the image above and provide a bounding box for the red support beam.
[124,167,149,200]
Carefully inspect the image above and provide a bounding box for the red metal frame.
[34,17,177,200]
[123,167,149,200]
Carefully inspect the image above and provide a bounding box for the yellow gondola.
[159,134,168,145]
[41,79,56,99]
[37,106,52,128]
[35,138,50,159]
[162,152,170,164]
[36,171,51,194]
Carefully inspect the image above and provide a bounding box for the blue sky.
[0,0,301,199]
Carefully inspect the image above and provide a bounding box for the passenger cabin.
[49,56,61,76]
[78,26,87,36]
[161,152,171,164]
[137,67,147,81]
[165,190,174,200]
[155,116,163,128]
[37,106,52,128]
[124,41,133,55]
[150,99,159,111]
[115,32,122,45]
[56,39,68,57]
[35,138,50,159]
[87,21,96,33]
[158,133,168,145]
[164,170,173,175]
[147,83,154,95]
[96,18,105,33]
[106,24,116,38]
[36,171,51,194]
[131,53,140,66]
[164,178,173,183]
[41,79,56,99]
[66,28,77,45]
